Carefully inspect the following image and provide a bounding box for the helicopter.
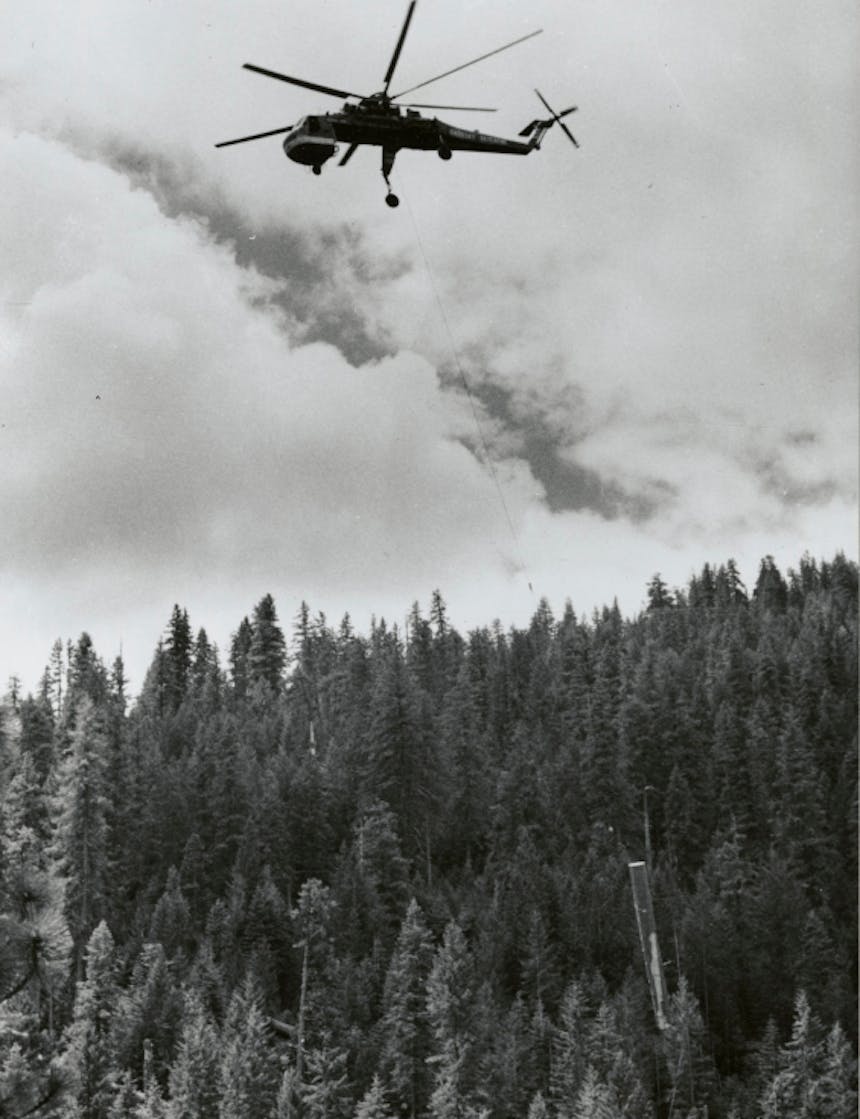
[215,1,578,207]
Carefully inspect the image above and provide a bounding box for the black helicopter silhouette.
[215,1,578,207]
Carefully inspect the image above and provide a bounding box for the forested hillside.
[1,553,856,1118]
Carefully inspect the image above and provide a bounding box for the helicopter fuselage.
[215,3,576,206]
[282,103,534,168]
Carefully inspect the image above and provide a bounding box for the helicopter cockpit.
[283,115,338,168]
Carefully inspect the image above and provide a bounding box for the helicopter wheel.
[438,145,452,161]
[312,165,322,176]
[385,192,400,208]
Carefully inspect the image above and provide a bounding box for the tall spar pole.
[643,784,656,871]
[629,860,669,1031]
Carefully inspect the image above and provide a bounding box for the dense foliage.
[0,553,856,1118]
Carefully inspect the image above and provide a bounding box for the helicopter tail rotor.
[531,88,579,148]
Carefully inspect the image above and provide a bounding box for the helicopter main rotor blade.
[339,143,360,166]
[383,0,417,95]
[215,125,293,148]
[243,63,363,100]
[393,27,542,99]
[400,102,497,112]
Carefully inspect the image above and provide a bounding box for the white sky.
[2,0,857,693]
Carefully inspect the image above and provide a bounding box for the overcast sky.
[2,0,857,694]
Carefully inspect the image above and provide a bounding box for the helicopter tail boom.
[518,117,555,149]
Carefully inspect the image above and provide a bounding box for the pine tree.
[747,1017,781,1110]
[301,1040,351,1119]
[758,990,824,1119]
[711,699,761,836]
[744,853,808,1031]
[241,865,290,1007]
[662,978,716,1119]
[519,907,562,1012]
[343,801,410,955]
[771,713,833,890]
[379,898,434,1118]
[218,976,277,1119]
[795,907,854,1030]
[185,937,227,1023]
[585,1001,652,1119]
[113,941,182,1090]
[580,629,633,832]
[47,637,66,721]
[291,878,341,1055]
[105,1070,139,1119]
[179,832,208,924]
[149,866,193,960]
[481,992,543,1119]
[754,556,789,613]
[406,602,435,695]
[63,921,120,1119]
[136,1081,167,1118]
[67,633,110,714]
[167,991,221,1119]
[191,628,221,703]
[136,1040,167,1119]
[51,696,110,976]
[229,618,253,702]
[426,1062,462,1119]
[249,594,287,693]
[436,662,491,869]
[276,1067,301,1119]
[815,1022,858,1119]
[646,574,674,611]
[0,1041,64,1119]
[364,641,437,860]
[294,601,314,675]
[430,590,448,640]
[354,1074,393,1119]
[17,692,55,785]
[3,756,50,881]
[679,826,750,1060]
[165,605,193,711]
[550,981,589,1116]
[714,559,748,608]
[571,1067,621,1119]
[426,922,478,1119]
[0,804,71,1118]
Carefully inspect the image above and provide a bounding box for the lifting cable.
[397,175,534,594]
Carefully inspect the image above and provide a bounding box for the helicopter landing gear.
[312,165,322,176]
[438,144,452,160]
[381,146,400,208]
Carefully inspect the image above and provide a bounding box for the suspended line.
[397,175,533,594]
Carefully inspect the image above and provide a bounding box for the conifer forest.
[1,552,857,1119]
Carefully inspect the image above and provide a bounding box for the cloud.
[94,139,414,366]
[0,127,545,683]
[1,130,516,580]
